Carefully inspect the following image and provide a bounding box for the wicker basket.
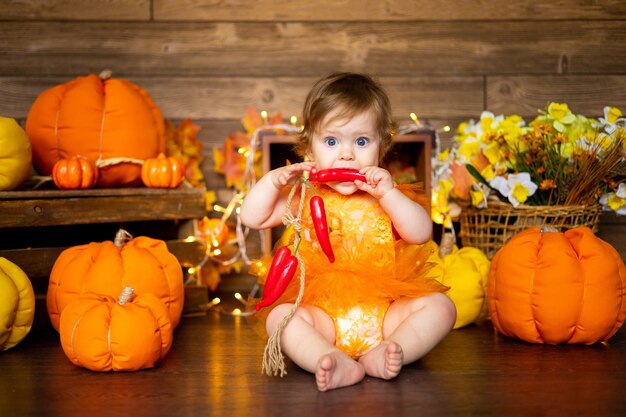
[459,201,602,259]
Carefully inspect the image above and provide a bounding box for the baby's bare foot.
[316,352,365,392]
[358,341,403,379]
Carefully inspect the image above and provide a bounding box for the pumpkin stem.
[99,69,112,80]
[118,286,135,305]
[114,229,133,248]
[439,232,455,257]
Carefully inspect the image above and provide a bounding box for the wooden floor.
[2,296,626,417]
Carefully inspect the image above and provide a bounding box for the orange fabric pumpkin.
[488,226,626,344]
[141,153,185,188]
[47,229,184,332]
[60,286,172,371]
[26,71,165,187]
[198,216,229,247]
[52,156,99,189]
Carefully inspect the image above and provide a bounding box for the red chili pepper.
[309,168,366,183]
[256,246,298,311]
[310,195,335,263]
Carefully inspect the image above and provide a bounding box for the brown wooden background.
[1,0,625,257]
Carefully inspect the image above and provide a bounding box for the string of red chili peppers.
[259,168,366,377]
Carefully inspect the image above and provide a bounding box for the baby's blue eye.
[325,137,337,146]
[355,137,369,146]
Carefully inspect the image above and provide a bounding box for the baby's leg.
[359,293,456,378]
[266,304,365,391]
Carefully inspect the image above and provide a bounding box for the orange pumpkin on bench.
[26,70,165,187]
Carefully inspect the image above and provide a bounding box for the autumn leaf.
[165,118,205,186]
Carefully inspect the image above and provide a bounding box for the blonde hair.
[295,72,396,161]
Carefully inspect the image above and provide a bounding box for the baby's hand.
[270,162,316,189]
[354,166,394,199]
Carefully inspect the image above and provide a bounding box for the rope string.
[261,177,309,377]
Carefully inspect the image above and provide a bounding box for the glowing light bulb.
[213,249,222,256]
[184,235,196,243]
[234,292,247,306]
[443,125,451,132]
[261,111,268,124]
[211,297,221,305]
[410,113,420,126]
[290,115,297,126]
[187,267,196,275]
[232,308,242,316]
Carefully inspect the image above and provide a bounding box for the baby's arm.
[356,166,432,244]
[240,162,315,229]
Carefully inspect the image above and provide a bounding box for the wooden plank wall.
[1,0,625,258]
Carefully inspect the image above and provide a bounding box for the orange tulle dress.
[247,183,447,358]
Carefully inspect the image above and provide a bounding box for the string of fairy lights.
[188,111,450,316]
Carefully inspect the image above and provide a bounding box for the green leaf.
[465,164,491,188]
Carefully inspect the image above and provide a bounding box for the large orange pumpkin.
[47,229,184,332]
[488,226,626,344]
[26,71,165,187]
[60,286,172,371]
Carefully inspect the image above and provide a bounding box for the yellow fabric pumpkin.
[0,257,35,350]
[435,234,491,329]
[0,116,32,191]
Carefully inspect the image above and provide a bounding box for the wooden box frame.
[259,131,434,255]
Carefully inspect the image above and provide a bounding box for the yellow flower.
[511,182,531,204]
[605,106,623,124]
[479,111,496,131]
[458,139,480,159]
[548,102,572,121]
[483,142,503,165]
[597,134,614,151]
[438,179,453,196]
[470,189,485,207]
[456,121,469,136]
[547,102,576,132]
[607,193,626,211]
[438,148,450,161]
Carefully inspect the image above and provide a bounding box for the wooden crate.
[0,186,208,318]
[259,130,434,255]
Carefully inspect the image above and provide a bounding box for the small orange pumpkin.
[52,156,99,189]
[141,153,185,188]
[60,286,172,372]
[198,216,229,247]
[488,226,626,344]
[47,229,184,332]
